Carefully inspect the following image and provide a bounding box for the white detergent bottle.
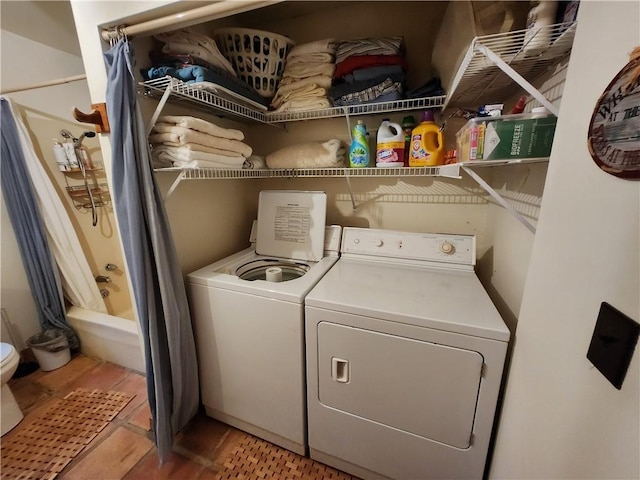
[376,119,405,168]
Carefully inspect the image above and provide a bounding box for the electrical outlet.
[587,302,640,390]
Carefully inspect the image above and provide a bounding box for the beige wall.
[490,2,640,478]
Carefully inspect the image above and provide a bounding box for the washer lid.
[256,191,327,262]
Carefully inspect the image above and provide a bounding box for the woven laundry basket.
[214,28,295,98]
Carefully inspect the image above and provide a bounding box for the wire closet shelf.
[444,21,577,109]
[145,22,577,181]
[139,77,447,125]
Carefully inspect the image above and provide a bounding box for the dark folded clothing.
[334,54,408,79]
[329,71,405,102]
[143,65,270,108]
[342,64,405,84]
[331,77,404,107]
[406,77,446,99]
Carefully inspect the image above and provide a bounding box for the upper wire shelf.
[154,157,549,181]
[444,21,577,110]
[156,165,461,180]
[139,76,446,124]
[140,22,576,124]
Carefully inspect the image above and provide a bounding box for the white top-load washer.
[187,191,341,455]
[305,227,510,480]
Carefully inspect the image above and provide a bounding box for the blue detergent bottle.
[349,120,370,168]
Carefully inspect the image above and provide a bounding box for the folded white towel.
[276,74,333,92]
[273,98,331,113]
[335,36,403,64]
[288,38,336,58]
[156,141,244,158]
[272,84,327,109]
[149,127,253,157]
[172,159,244,169]
[157,116,245,141]
[266,139,345,168]
[152,145,246,166]
[286,52,334,66]
[152,154,174,169]
[282,62,335,80]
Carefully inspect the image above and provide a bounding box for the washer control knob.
[440,241,454,254]
[353,238,360,244]
[373,239,383,247]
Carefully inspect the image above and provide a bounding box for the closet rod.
[1,74,87,95]
[101,0,284,41]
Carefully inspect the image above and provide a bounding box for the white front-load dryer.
[305,227,510,479]
[187,190,341,455]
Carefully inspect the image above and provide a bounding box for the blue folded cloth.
[145,65,270,108]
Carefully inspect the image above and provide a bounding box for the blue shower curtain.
[103,39,199,462]
[0,98,79,350]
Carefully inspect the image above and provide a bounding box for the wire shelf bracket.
[462,165,536,234]
[443,22,576,114]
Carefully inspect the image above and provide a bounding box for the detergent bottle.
[409,110,444,167]
[401,115,416,166]
[349,120,370,168]
[376,119,405,168]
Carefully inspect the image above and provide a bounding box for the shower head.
[75,131,96,147]
[60,130,96,147]
[59,129,75,141]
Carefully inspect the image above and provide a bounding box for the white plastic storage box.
[456,112,558,162]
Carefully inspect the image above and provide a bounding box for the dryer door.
[317,321,483,449]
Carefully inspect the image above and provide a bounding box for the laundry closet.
[71,1,566,331]
[65,1,640,479]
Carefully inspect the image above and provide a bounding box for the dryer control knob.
[373,239,383,247]
[440,241,454,254]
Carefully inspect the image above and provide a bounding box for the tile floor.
[4,353,357,479]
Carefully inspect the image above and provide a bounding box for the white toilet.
[1,342,24,435]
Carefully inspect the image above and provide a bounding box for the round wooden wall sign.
[587,47,640,179]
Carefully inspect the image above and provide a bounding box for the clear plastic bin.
[456,112,557,162]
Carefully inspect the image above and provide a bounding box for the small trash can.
[27,329,71,371]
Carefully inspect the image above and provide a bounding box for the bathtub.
[66,306,145,373]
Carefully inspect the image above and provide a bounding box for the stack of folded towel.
[149,115,252,169]
[266,139,345,169]
[270,39,336,113]
[154,29,236,77]
[143,30,271,109]
[329,37,407,107]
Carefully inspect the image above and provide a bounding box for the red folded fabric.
[334,55,408,78]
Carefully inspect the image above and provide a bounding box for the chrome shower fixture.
[59,129,96,147]
[59,129,74,140]
[74,131,96,148]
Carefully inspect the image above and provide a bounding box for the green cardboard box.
[457,113,557,161]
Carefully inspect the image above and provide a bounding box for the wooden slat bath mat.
[1,388,134,479]
[214,432,358,480]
